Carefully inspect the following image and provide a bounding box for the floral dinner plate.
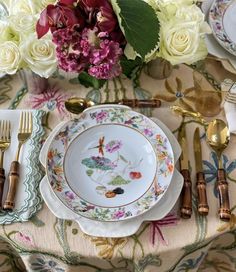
[209,0,236,56]
[46,105,174,221]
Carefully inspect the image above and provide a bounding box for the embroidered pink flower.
[113,210,125,219]
[14,231,35,248]
[150,213,179,246]
[27,85,70,117]
[105,140,122,153]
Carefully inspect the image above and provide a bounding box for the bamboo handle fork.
[3,112,32,211]
[0,120,11,208]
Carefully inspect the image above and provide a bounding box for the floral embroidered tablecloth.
[1,59,236,272]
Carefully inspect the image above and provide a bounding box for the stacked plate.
[39,105,183,237]
[203,0,236,70]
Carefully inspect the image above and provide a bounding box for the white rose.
[20,35,57,78]
[175,5,211,34]
[156,0,195,19]
[9,13,37,38]
[0,21,10,42]
[8,0,37,15]
[159,20,208,65]
[38,0,57,9]
[0,41,22,74]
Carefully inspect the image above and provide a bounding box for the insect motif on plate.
[89,136,105,156]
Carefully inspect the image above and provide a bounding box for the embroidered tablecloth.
[0,58,236,272]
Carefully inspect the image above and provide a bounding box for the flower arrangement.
[0,0,210,88]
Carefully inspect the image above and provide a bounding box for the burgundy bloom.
[36,0,126,79]
[36,3,84,38]
[97,4,117,33]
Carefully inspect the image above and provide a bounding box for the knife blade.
[194,128,209,216]
[178,125,192,219]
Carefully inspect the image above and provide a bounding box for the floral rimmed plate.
[64,123,157,208]
[46,105,174,221]
[209,0,236,56]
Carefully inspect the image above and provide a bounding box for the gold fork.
[3,112,32,211]
[0,120,11,208]
[225,92,236,104]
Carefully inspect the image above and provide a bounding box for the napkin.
[222,79,236,134]
[0,110,45,224]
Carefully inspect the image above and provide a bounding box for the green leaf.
[86,89,101,104]
[30,215,45,227]
[78,72,106,89]
[111,0,159,59]
[86,169,93,176]
[69,77,80,84]
[120,56,143,78]
[108,175,131,185]
[119,154,128,163]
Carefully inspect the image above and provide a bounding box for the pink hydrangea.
[52,27,122,79]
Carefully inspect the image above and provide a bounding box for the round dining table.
[0,57,236,272]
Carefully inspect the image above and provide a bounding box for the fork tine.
[3,121,7,141]
[6,121,10,141]
[27,112,30,132]
[23,112,26,133]
[19,112,24,133]
[29,112,32,133]
[0,121,2,139]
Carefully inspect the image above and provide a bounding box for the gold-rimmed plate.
[46,105,174,222]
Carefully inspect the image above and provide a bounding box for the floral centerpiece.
[0,0,210,89]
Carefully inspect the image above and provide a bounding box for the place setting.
[39,103,184,237]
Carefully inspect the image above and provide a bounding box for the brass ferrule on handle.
[3,161,20,211]
[217,169,231,221]
[0,167,5,208]
[180,169,192,219]
[119,99,161,108]
[196,172,209,216]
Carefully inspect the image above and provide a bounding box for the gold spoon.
[171,106,231,221]
[206,119,231,221]
[65,97,161,114]
[65,97,95,114]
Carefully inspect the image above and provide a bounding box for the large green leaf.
[78,72,106,89]
[120,56,143,78]
[112,0,160,59]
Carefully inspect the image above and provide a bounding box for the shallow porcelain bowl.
[46,105,174,221]
[209,0,236,56]
[63,123,157,208]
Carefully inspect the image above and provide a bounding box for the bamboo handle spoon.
[65,97,161,114]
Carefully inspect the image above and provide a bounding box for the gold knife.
[178,124,192,219]
[194,128,209,216]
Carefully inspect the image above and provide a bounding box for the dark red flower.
[36,3,84,38]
